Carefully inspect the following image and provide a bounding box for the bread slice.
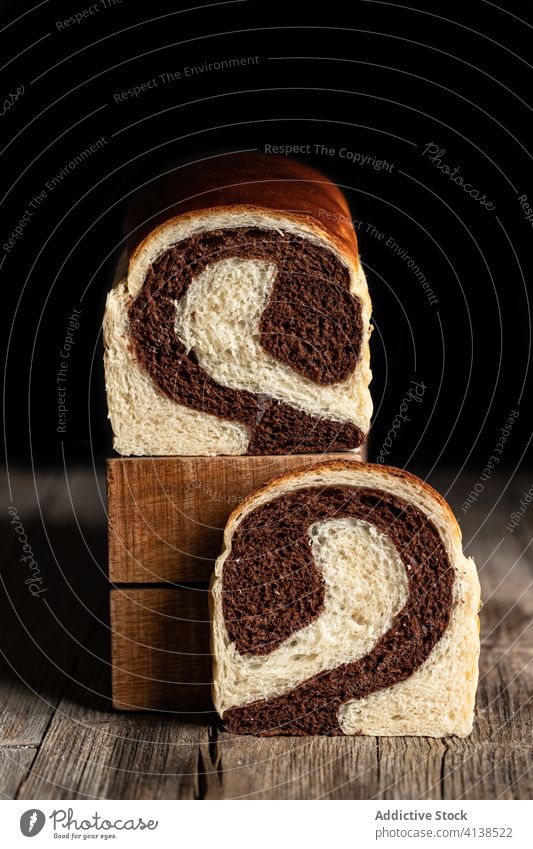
[210,461,481,737]
[103,152,372,455]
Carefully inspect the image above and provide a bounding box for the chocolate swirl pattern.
[128,228,364,455]
[211,463,481,737]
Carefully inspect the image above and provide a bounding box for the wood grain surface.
[1,467,531,800]
[107,452,365,584]
[110,587,212,712]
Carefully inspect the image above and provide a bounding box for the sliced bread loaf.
[211,461,481,736]
[104,152,372,455]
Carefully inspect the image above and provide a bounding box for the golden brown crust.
[223,460,462,545]
[125,152,358,265]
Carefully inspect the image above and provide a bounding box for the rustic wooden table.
[1,466,531,799]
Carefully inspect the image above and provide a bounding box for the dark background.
[2,0,532,472]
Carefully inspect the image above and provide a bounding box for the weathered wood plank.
[16,646,209,800]
[473,647,533,748]
[0,652,74,747]
[213,724,440,800]
[210,733,444,800]
[211,733,378,800]
[441,743,532,800]
[0,748,37,800]
[18,715,209,800]
[110,588,213,712]
[107,452,365,584]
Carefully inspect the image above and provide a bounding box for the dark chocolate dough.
[221,485,454,735]
[128,228,364,454]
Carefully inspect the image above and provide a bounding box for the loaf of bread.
[211,461,481,736]
[103,152,372,455]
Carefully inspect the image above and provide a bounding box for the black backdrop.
[2,0,532,472]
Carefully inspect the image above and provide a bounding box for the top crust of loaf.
[221,461,464,550]
[125,151,359,265]
[128,205,361,297]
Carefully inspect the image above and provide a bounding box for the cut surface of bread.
[103,153,372,456]
[210,462,481,737]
